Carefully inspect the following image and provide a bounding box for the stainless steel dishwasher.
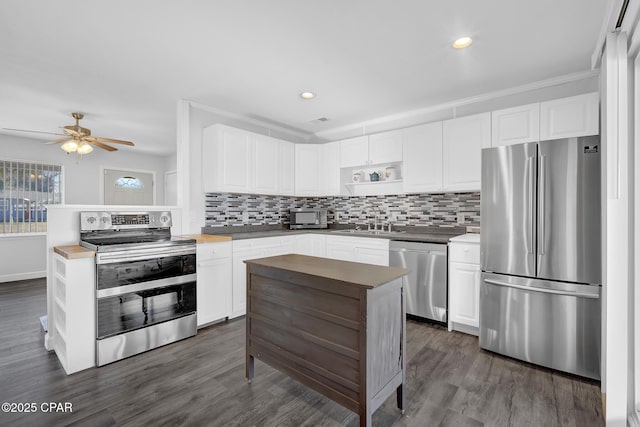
[389,241,447,323]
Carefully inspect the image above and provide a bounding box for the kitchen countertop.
[54,245,95,259]
[245,254,409,289]
[449,233,481,243]
[202,224,466,244]
[181,234,232,244]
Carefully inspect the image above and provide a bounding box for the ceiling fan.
[3,112,134,155]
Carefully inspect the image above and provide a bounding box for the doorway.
[102,168,154,205]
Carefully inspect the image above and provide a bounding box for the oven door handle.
[96,246,196,264]
[96,273,197,299]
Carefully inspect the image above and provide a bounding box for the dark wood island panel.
[244,254,408,427]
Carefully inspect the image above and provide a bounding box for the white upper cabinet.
[295,142,340,197]
[277,140,295,196]
[203,124,252,193]
[203,124,294,196]
[403,122,443,193]
[539,92,599,140]
[491,103,540,146]
[294,144,322,196]
[442,112,491,191]
[368,130,403,165]
[322,141,341,196]
[339,135,369,167]
[251,134,278,195]
[339,130,402,167]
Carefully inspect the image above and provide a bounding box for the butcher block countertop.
[53,245,95,259]
[181,234,232,244]
[244,253,408,289]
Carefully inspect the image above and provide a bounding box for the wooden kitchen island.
[244,254,408,427]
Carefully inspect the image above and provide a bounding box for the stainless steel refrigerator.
[479,136,601,380]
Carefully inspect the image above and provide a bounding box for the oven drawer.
[97,313,196,366]
[96,281,196,339]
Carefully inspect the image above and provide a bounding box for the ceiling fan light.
[453,36,473,49]
[61,140,78,153]
[77,142,93,155]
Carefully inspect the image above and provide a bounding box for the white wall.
[0,234,45,282]
[0,133,172,205]
[0,133,175,283]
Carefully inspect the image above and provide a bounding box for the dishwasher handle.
[390,247,445,255]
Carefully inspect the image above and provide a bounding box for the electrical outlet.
[457,212,465,224]
[242,211,249,223]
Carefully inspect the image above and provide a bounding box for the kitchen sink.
[330,229,405,235]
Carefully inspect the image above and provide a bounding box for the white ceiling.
[0,0,608,155]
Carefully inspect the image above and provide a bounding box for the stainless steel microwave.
[289,208,327,229]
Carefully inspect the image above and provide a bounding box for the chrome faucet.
[362,205,381,231]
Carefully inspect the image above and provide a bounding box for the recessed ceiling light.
[299,91,316,100]
[453,36,473,49]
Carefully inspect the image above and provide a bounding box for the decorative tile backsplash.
[205,192,480,228]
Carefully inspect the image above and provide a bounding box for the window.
[0,160,62,234]
[115,176,144,189]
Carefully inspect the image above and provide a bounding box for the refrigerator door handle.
[525,157,535,255]
[483,278,600,299]
[538,155,546,255]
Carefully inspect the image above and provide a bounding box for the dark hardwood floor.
[0,279,604,426]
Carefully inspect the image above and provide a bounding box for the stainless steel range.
[80,211,197,366]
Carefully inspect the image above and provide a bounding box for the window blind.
[0,160,62,234]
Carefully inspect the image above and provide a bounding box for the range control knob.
[87,217,96,224]
[160,215,169,223]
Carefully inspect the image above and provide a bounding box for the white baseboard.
[0,270,46,283]
[450,321,479,336]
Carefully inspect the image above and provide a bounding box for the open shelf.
[345,179,403,187]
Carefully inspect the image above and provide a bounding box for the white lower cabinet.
[51,253,96,375]
[325,235,389,266]
[354,246,389,266]
[231,236,296,318]
[448,237,481,335]
[294,234,327,257]
[326,236,357,261]
[196,241,232,327]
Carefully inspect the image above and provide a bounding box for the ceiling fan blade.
[90,140,118,152]
[3,128,66,136]
[94,136,134,146]
[45,137,71,145]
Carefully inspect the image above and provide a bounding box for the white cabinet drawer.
[448,242,480,264]
[197,241,232,260]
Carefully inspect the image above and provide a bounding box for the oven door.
[96,282,196,339]
[95,245,196,292]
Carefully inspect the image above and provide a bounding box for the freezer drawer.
[479,272,601,380]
